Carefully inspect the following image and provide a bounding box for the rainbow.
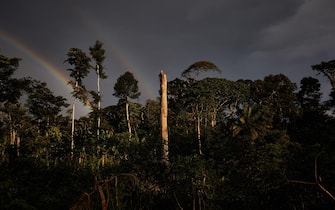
[0,15,158,111]
[106,41,158,100]
[0,29,91,114]
[70,6,157,100]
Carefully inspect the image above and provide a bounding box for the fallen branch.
[288,154,335,201]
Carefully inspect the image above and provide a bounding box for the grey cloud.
[255,0,335,54]
[1,0,334,114]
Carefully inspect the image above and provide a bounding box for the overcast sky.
[1,0,335,117]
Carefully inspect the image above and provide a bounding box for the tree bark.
[160,70,169,165]
[71,80,78,160]
[125,96,132,139]
[195,104,203,155]
[197,113,203,155]
[288,154,335,201]
[97,64,101,141]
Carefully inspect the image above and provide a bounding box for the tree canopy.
[1,50,335,210]
[181,60,221,79]
[113,71,141,100]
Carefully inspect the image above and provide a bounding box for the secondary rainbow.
[72,7,157,100]
[0,29,91,113]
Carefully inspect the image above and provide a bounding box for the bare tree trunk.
[7,112,21,160]
[96,65,101,141]
[211,108,217,127]
[96,65,105,164]
[98,185,108,210]
[195,105,203,155]
[71,81,78,160]
[16,136,20,157]
[10,127,15,146]
[160,70,169,165]
[125,96,132,139]
[10,127,21,158]
[197,113,203,155]
[8,113,14,145]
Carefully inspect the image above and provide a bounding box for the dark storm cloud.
[1,0,335,116]
[255,0,335,56]
[245,0,335,81]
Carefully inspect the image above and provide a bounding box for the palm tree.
[231,104,273,143]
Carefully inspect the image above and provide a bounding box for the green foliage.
[89,40,107,79]
[65,48,91,87]
[181,60,221,79]
[250,74,298,130]
[141,99,160,136]
[4,199,37,210]
[2,49,335,209]
[0,54,23,103]
[113,71,141,100]
[26,80,69,127]
[231,104,273,143]
[0,158,96,210]
[311,59,335,88]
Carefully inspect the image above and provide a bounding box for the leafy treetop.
[311,60,335,89]
[113,71,141,100]
[181,60,221,79]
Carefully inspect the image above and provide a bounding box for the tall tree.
[26,80,69,134]
[292,77,326,145]
[0,53,30,160]
[181,60,221,80]
[312,60,335,111]
[250,74,298,130]
[113,72,140,138]
[89,40,107,141]
[64,48,91,158]
[26,80,69,166]
[1,102,28,161]
[0,54,23,103]
[142,99,160,136]
[311,60,335,89]
[297,77,323,112]
[181,61,221,155]
[231,104,273,143]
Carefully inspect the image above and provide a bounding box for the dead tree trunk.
[160,70,169,165]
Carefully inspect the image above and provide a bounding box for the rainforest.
[1,42,335,209]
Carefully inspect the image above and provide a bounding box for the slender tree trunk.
[97,65,101,141]
[45,127,50,167]
[71,81,78,160]
[10,127,15,146]
[197,114,202,155]
[125,96,132,139]
[160,70,169,165]
[9,114,20,157]
[196,105,203,155]
[16,136,20,157]
[98,185,108,210]
[211,108,217,127]
[8,112,21,160]
[8,113,15,145]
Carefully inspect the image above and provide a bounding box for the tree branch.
[287,154,335,201]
